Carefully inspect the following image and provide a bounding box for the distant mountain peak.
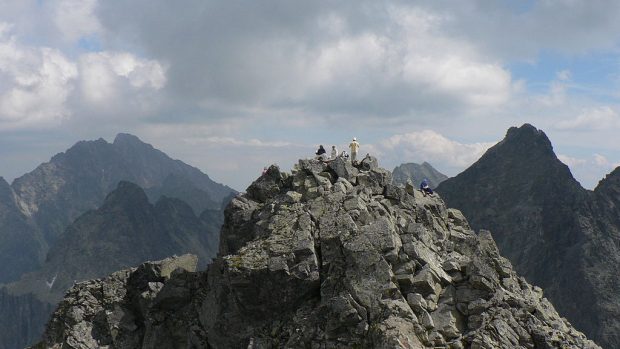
[113,133,143,144]
[501,123,553,152]
[392,161,448,188]
[436,124,620,347]
[102,181,150,210]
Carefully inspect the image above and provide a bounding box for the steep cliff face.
[392,162,448,189]
[0,177,44,283]
[36,157,599,349]
[436,124,620,348]
[0,288,53,349]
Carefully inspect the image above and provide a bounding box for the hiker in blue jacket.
[420,178,434,196]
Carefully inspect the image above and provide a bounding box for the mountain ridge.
[437,123,620,348]
[0,133,235,284]
[33,157,600,348]
[392,162,448,189]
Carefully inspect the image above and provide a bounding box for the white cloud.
[594,153,610,167]
[53,0,101,42]
[77,52,166,106]
[558,154,587,167]
[0,25,78,128]
[555,106,620,130]
[0,19,167,130]
[201,137,293,148]
[374,130,495,172]
[95,2,516,119]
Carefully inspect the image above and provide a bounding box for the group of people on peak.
[313,138,435,197]
[315,137,361,164]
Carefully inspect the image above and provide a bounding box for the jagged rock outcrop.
[392,162,449,189]
[36,157,599,348]
[32,255,203,349]
[437,124,620,348]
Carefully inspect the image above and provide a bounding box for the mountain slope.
[10,181,220,304]
[33,158,599,348]
[436,124,620,348]
[0,133,233,286]
[0,178,44,283]
[11,133,234,245]
[392,162,448,188]
[0,288,53,349]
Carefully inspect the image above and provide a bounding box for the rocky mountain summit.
[392,162,448,189]
[437,124,620,348]
[35,157,599,348]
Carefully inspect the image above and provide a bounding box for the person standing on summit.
[349,137,360,164]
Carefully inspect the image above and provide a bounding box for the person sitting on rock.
[331,145,338,160]
[315,145,327,161]
[340,150,349,160]
[420,178,434,196]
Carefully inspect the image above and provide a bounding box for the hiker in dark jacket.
[420,178,434,196]
[315,145,327,161]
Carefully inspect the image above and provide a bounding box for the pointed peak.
[102,181,150,209]
[112,133,158,155]
[113,133,144,145]
[505,123,550,143]
[491,123,554,157]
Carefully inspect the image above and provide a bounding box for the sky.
[2,1,620,191]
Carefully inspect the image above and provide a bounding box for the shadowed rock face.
[0,288,53,349]
[35,157,599,349]
[392,162,449,189]
[437,124,620,348]
[0,178,44,283]
[10,181,220,305]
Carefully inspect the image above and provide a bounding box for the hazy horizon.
[2,1,620,190]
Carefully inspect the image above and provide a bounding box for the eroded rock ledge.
[34,157,600,349]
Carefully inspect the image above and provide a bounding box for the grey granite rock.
[437,124,620,348]
[35,158,600,349]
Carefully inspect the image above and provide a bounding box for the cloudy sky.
[2,0,620,190]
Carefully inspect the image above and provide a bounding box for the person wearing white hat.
[349,137,360,164]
